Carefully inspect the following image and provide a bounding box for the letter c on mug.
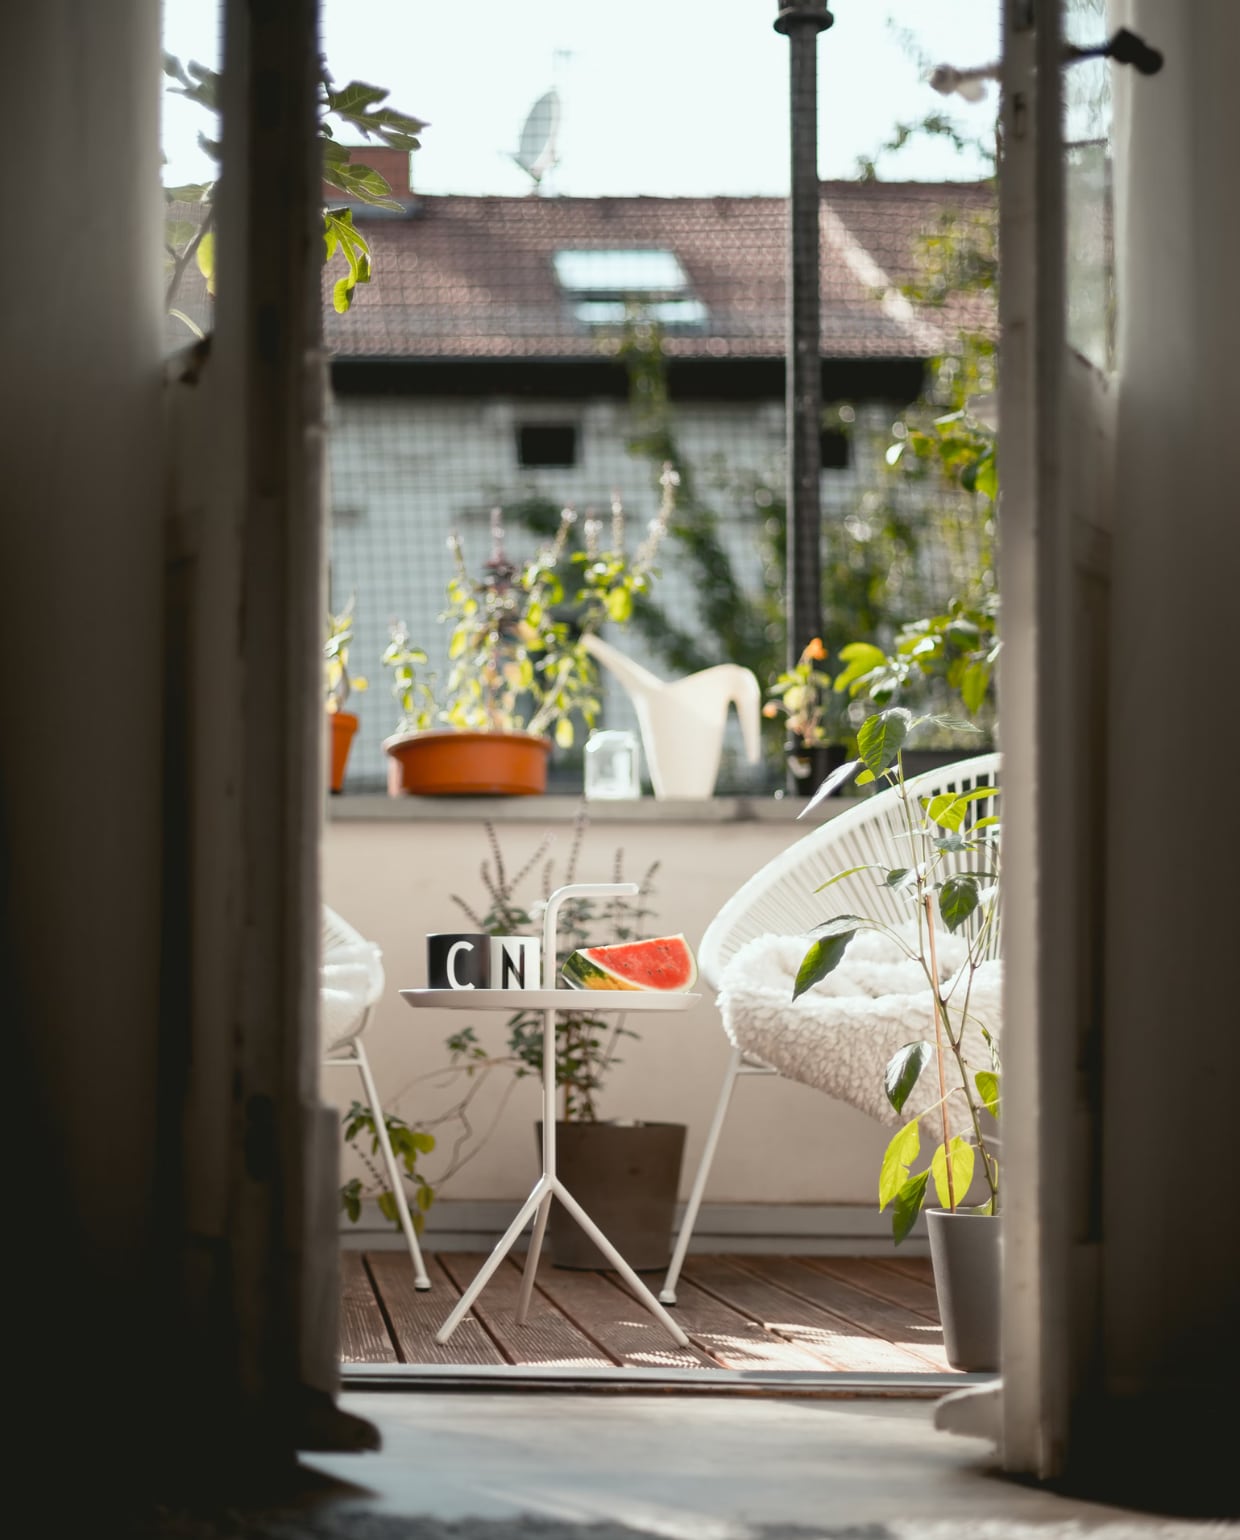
[446,940,476,989]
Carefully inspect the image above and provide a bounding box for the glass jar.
[583,729,641,800]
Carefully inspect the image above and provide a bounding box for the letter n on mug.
[427,933,490,990]
[490,935,541,990]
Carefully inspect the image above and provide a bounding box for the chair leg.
[353,1040,431,1291]
[660,1043,745,1305]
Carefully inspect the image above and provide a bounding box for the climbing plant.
[162,53,425,334]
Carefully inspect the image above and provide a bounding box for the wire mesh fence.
[327,343,993,795]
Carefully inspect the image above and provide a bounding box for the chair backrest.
[322,904,385,1012]
[699,752,1002,990]
[323,904,366,955]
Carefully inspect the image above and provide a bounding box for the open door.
[996,0,1115,1482]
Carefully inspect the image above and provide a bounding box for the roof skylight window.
[553,249,691,296]
[573,299,708,328]
[554,249,705,330]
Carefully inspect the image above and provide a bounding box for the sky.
[162,0,1001,197]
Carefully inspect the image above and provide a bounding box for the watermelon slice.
[561,934,698,992]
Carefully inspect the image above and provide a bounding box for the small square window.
[518,424,578,469]
[820,429,851,470]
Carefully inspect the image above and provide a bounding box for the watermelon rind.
[561,934,697,992]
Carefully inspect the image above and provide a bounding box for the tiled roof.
[323,181,995,364]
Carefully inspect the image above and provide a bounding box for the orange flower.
[802,637,827,662]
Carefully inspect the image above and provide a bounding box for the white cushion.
[717,924,1001,1141]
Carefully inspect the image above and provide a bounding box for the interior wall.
[3,0,166,1509]
[1095,0,1240,1496]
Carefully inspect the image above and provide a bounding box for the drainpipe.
[775,0,832,732]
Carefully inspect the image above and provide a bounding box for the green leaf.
[922,714,979,735]
[956,786,1000,805]
[857,708,912,777]
[605,587,633,623]
[892,1169,931,1244]
[925,792,965,832]
[321,155,403,209]
[879,1119,921,1210]
[832,642,887,696]
[332,274,354,313]
[555,717,574,749]
[164,219,198,249]
[793,929,856,1000]
[339,1178,362,1223]
[812,864,877,893]
[376,1190,398,1226]
[885,1042,933,1114]
[961,660,990,714]
[931,1136,976,1210]
[324,79,427,151]
[812,914,870,939]
[939,874,980,931]
[884,867,912,888]
[195,231,215,294]
[415,1183,434,1212]
[798,758,862,815]
[975,1070,1001,1119]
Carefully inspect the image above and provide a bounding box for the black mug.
[427,932,491,990]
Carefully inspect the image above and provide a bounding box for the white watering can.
[582,634,763,799]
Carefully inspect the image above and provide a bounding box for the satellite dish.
[512,89,561,190]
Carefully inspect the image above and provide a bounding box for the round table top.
[399,988,700,1012]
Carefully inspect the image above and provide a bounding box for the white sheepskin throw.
[718,923,1001,1140]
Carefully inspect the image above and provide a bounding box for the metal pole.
[774,2,832,731]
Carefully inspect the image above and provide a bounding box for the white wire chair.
[660,751,1001,1305]
[322,905,430,1291]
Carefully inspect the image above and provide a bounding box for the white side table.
[401,882,695,1349]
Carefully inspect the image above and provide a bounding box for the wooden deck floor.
[341,1251,954,1375]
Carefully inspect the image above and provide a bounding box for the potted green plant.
[762,636,848,794]
[380,477,673,796]
[325,595,369,793]
[794,706,1002,1369]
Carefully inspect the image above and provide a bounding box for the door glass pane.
[1064,0,1114,372]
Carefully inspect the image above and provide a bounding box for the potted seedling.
[380,475,674,796]
[762,636,849,795]
[795,706,1002,1369]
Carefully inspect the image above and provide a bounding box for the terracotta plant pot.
[383,728,552,796]
[327,710,359,794]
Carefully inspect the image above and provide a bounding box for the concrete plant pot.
[926,1207,1001,1372]
[537,1120,686,1271]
